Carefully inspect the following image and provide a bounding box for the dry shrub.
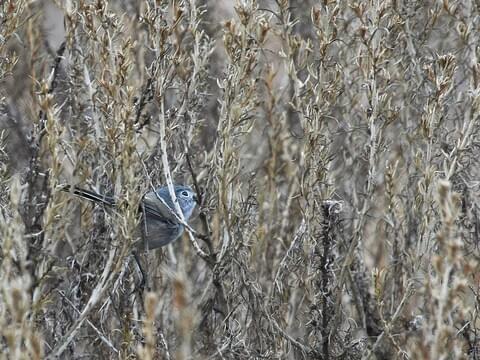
[1,0,480,359]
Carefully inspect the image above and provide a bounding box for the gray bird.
[62,185,198,250]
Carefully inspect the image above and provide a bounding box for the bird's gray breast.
[139,214,183,250]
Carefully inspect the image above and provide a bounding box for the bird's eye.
[181,191,189,197]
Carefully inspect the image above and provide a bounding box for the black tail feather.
[60,185,116,207]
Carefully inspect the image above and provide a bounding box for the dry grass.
[1,0,480,359]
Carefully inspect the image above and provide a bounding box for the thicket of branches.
[1,0,480,359]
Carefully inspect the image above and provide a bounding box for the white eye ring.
[181,191,189,197]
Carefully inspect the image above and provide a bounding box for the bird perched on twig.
[61,184,198,250]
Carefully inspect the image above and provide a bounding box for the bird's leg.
[132,250,148,293]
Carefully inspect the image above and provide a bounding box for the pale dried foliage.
[1,0,480,359]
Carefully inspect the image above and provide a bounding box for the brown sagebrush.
[1,0,480,359]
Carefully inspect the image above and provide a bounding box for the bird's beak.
[193,194,199,204]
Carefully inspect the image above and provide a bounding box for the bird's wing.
[140,194,182,248]
[141,191,178,223]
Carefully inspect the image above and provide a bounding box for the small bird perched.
[61,184,198,250]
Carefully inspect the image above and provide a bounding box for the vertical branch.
[317,200,342,358]
[158,102,208,261]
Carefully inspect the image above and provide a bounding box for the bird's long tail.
[59,185,116,207]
